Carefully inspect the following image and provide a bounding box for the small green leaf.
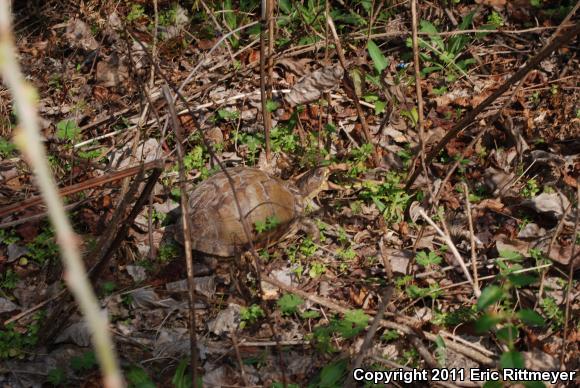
[474,313,502,333]
[374,100,386,115]
[499,350,524,369]
[127,367,156,388]
[300,310,320,319]
[277,294,304,316]
[416,251,442,267]
[56,119,81,142]
[508,273,538,287]
[496,325,519,346]
[498,249,523,261]
[319,359,348,387]
[336,309,370,339]
[266,99,279,112]
[47,368,66,386]
[367,40,388,73]
[517,309,546,327]
[477,286,503,311]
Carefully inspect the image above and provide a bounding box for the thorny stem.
[0,2,124,387]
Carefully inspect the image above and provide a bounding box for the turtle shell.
[176,167,302,257]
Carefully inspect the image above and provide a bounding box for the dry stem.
[0,1,124,387]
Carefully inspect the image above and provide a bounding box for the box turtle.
[175,166,329,257]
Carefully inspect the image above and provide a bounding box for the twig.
[260,0,272,161]
[162,85,199,384]
[560,182,579,369]
[417,209,479,297]
[405,21,580,190]
[409,335,438,368]
[231,332,249,386]
[326,12,381,166]
[0,2,124,387]
[462,183,480,295]
[410,0,433,199]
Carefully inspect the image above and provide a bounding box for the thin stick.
[260,0,272,161]
[462,183,480,295]
[0,2,123,387]
[162,85,199,384]
[560,182,579,369]
[417,209,479,297]
[410,0,433,198]
[326,12,380,166]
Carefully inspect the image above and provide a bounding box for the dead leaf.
[284,65,344,107]
[207,304,241,336]
[521,192,571,222]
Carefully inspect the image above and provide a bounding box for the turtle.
[175,166,329,257]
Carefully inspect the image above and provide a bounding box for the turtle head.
[295,166,330,200]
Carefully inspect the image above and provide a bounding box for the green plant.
[254,215,281,234]
[405,282,443,300]
[521,178,540,198]
[171,358,200,388]
[0,229,19,245]
[432,307,478,327]
[47,367,66,386]
[26,226,59,264]
[277,293,304,316]
[0,137,15,158]
[71,351,97,373]
[0,313,41,359]
[183,145,210,178]
[100,281,116,296]
[540,297,564,328]
[307,359,348,388]
[233,131,262,165]
[240,304,265,328]
[55,119,81,142]
[400,348,420,366]
[408,13,476,81]
[415,250,442,268]
[348,143,373,177]
[78,148,104,160]
[381,329,400,342]
[474,250,546,373]
[158,242,179,263]
[127,366,156,388]
[0,269,18,290]
[127,4,146,22]
[271,124,299,153]
[308,262,326,278]
[400,107,419,127]
[278,0,326,46]
[487,11,504,28]
[359,172,411,224]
